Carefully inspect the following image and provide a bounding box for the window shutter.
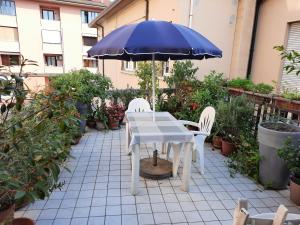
[280,22,300,92]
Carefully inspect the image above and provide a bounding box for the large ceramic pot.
[0,204,14,224]
[12,217,35,225]
[221,139,235,156]
[290,177,300,205]
[258,122,300,189]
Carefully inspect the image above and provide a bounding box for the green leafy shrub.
[278,138,300,184]
[228,78,273,94]
[227,78,255,91]
[164,60,198,89]
[227,135,260,180]
[275,45,300,76]
[0,58,80,209]
[216,95,255,142]
[254,83,274,94]
[136,62,160,101]
[281,89,300,100]
[51,69,112,104]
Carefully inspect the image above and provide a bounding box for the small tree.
[135,62,160,103]
[274,45,300,76]
[164,60,198,89]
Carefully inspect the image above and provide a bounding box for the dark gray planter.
[76,102,88,116]
[76,102,89,133]
[258,122,300,189]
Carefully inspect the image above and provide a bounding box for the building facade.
[0,0,105,91]
[90,0,300,93]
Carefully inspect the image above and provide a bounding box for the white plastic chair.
[233,199,249,225]
[167,106,215,175]
[272,205,288,225]
[125,98,152,153]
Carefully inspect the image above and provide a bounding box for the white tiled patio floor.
[16,128,300,225]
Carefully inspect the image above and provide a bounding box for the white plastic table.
[125,112,194,195]
[249,213,300,225]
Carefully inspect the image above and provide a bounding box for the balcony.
[82,45,92,55]
[0,41,19,53]
[44,66,63,74]
[81,23,97,37]
[0,14,17,27]
[41,19,61,31]
[43,43,62,54]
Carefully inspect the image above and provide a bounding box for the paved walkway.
[16,129,300,225]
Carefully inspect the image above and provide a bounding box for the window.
[163,61,170,75]
[122,61,136,72]
[0,27,18,42]
[0,0,16,16]
[41,9,55,20]
[42,30,61,44]
[83,58,98,68]
[81,11,99,24]
[82,36,97,46]
[0,54,20,66]
[44,55,63,67]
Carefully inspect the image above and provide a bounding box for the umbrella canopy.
[88,20,222,61]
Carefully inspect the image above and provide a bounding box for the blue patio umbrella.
[88,20,222,178]
[88,20,222,114]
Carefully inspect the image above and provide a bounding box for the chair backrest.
[233,199,249,225]
[198,106,216,134]
[272,205,288,225]
[126,98,152,113]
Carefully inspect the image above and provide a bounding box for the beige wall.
[189,0,238,79]
[250,0,300,91]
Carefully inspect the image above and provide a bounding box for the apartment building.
[90,0,300,92]
[0,0,106,90]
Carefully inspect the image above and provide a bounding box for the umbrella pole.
[151,54,158,166]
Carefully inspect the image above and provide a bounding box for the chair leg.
[198,144,204,175]
[125,123,129,154]
[172,143,181,177]
[192,150,197,162]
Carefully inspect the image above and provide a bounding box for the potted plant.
[105,103,123,130]
[51,69,112,133]
[0,191,15,225]
[278,138,300,205]
[258,122,300,189]
[216,95,254,156]
[95,104,109,131]
[86,113,96,129]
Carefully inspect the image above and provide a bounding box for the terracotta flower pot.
[221,139,235,156]
[86,120,96,129]
[212,136,222,149]
[95,121,106,131]
[12,217,35,225]
[109,118,119,130]
[0,204,14,224]
[290,178,300,206]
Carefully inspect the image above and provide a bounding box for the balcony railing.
[0,0,16,16]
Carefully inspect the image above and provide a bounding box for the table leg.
[181,142,193,192]
[131,144,140,195]
[172,143,182,178]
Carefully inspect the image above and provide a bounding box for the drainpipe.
[145,0,149,21]
[246,0,262,78]
[98,24,105,76]
[188,0,194,28]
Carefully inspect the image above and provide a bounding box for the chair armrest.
[178,120,199,128]
[191,131,210,136]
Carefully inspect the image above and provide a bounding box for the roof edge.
[89,0,122,27]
